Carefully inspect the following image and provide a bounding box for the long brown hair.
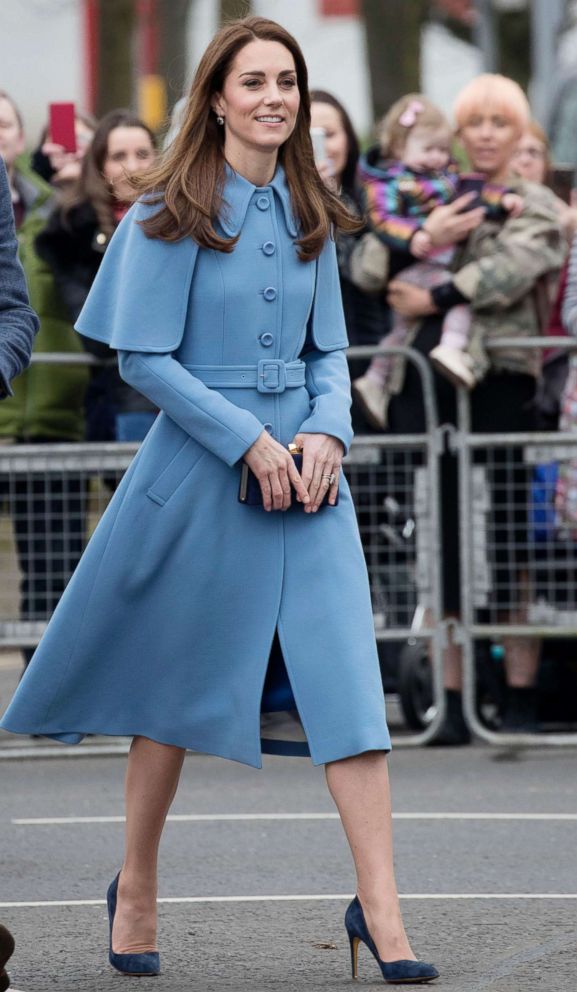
[63,109,156,237]
[134,16,358,260]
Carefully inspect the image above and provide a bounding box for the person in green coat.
[0,91,90,667]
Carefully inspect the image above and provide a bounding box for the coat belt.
[183,359,306,394]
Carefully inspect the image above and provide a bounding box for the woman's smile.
[255,114,285,126]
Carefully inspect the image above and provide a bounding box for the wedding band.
[323,473,337,485]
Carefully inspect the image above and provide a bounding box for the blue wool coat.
[0,165,391,767]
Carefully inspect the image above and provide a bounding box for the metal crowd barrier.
[346,345,445,745]
[455,337,577,747]
[2,342,577,748]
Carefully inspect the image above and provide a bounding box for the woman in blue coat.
[0,17,438,986]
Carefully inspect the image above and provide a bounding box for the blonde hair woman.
[387,74,565,742]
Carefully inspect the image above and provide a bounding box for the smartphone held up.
[310,126,327,165]
[49,102,77,154]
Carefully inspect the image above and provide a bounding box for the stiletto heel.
[344,896,439,985]
[107,873,160,976]
[349,933,360,980]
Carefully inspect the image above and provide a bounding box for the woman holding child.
[372,75,564,742]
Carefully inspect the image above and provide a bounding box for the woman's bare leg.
[325,751,415,962]
[112,736,186,954]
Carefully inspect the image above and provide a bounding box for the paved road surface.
[1,734,577,992]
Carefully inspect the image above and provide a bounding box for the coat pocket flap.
[146,437,204,506]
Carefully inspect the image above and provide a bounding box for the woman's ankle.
[118,866,158,899]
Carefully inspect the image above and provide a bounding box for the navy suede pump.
[344,896,439,984]
[107,874,160,976]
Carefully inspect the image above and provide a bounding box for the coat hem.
[0,724,264,769]
[309,736,392,766]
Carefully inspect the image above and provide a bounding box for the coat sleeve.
[361,174,419,253]
[452,185,564,311]
[118,351,264,466]
[0,160,39,398]
[298,348,353,453]
[297,235,353,452]
[562,234,577,335]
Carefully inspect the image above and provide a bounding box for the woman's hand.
[424,195,486,247]
[292,432,344,512]
[502,192,524,219]
[387,281,438,318]
[41,141,83,186]
[243,431,310,512]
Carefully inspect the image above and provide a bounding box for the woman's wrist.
[430,281,469,313]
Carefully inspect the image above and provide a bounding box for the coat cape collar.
[220,162,298,238]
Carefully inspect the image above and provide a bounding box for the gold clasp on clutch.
[288,443,303,455]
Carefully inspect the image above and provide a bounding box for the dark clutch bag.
[238,451,338,509]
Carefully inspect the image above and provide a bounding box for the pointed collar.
[220,162,298,238]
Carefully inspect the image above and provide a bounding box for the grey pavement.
[1,651,577,991]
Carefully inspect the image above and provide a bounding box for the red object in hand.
[319,0,359,15]
[49,102,77,153]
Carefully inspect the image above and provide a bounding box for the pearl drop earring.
[216,115,224,126]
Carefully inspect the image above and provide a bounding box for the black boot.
[428,689,471,746]
[0,923,15,992]
[501,687,538,732]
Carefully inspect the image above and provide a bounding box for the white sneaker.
[429,344,476,389]
[352,375,387,430]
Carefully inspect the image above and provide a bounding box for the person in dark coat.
[35,109,158,441]
[1,18,438,986]
[309,90,389,349]
[310,90,390,435]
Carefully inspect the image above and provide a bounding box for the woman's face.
[511,131,548,184]
[458,107,520,180]
[310,101,349,182]
[214,39,300,159]
[102,126,156,201]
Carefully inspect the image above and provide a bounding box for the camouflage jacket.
[451,177,565,378]
[389,177,565,392]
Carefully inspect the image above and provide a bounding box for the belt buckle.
[257,359,286,394]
